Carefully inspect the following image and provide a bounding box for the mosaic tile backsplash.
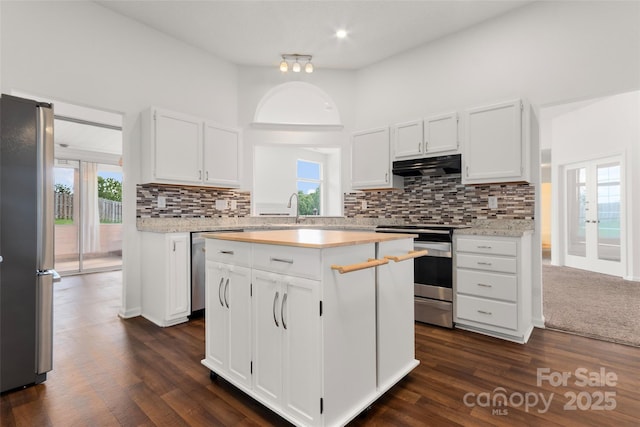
[343,174,534,224]
[137,184,251,218]
[137,174,534,223]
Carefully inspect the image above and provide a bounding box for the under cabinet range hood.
[392,154,462,176]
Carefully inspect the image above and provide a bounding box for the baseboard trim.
[118,307,141,319]
[532,316,546,328]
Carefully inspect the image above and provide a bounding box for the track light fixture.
[279,54,313,73]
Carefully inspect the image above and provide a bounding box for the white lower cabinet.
[205,261,252,388]
[140,232,191,327]
[454,233,533,343]
[252,270,320,426]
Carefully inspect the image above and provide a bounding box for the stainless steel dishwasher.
[191,230,243,316]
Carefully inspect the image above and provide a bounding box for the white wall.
[355,1,640,127]
[549,91,639,281]
[237,67,356,194]
[353,0,640,325]
[1,1,238,317]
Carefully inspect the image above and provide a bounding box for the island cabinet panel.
[205,261,252,389]
[252,270,321,426]
[376,239,416,389]
[202,233,417,427]
[320,245,378,427]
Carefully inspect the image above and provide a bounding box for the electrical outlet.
[230,200,237,210]
[157,196,166,209]
[215,200,227,210]
[488,196,498,209]
[361,200,367,210]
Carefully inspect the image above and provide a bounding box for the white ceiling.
[97,0,533,70]
[54,119,122,157]
[59,0,533,156]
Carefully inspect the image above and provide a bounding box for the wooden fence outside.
[55,193,122,223]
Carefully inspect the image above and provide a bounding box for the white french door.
[564,156,623,276]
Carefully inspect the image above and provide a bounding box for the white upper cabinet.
[204,122,242,188]
[424,112,459,155]
[351,127,403,190]
[148,108,203,183]
[393,112,459,160]
[141,107,241,188]
[393,119,423,159]
[462,99,530,184]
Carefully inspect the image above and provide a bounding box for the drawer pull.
[219,250,235,255]
[477,262,492,266]
[477,245,492,249]
[331,258,388,274]
[384,250,429,262]
[271,257,294,264]
[477,283,492,288]
[477,310,493,315]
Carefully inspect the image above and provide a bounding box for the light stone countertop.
[136,216,402,233]
[454,219,534,237]
[203,228,417,248]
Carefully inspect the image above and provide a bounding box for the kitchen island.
[201,229,420,427]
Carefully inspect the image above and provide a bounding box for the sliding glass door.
[54,159,123,274]
[564,156,623,276]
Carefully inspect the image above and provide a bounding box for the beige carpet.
[543,264,640,347]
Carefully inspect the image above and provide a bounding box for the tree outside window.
[296,159,321,215]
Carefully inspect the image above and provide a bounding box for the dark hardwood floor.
[2,271,639,426]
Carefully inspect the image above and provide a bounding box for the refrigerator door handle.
[35,271,54,374]
[36,104,55,271]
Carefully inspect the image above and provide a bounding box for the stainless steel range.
[376,224,469,328]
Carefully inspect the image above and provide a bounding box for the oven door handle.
[384,250,429,262]
[413,243,451,258]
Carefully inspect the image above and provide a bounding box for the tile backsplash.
[137,184,251,218]
[137,174,534,224]
[343,174,534,224]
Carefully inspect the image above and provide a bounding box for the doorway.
[563,156,623,277]
[540,90,638,345]
[53,117,123,275]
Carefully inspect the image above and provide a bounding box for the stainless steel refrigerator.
[1,94,59,392]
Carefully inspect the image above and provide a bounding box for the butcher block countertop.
[203,228,416,249]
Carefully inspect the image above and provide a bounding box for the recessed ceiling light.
[336,29,347,39]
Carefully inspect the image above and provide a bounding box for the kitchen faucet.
[287,192,299,224]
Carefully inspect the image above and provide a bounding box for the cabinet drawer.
[252,244,321,280]
[456,269,517,302]
[206,239,251,266]
[456,295,517,330]
[456,238,516,256]
[456,253,516,274]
